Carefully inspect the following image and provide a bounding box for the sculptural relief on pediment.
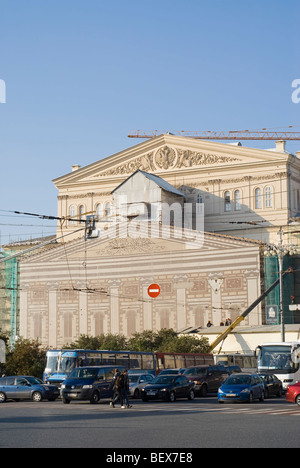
[93,146,241,177]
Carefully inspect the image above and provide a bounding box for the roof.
[111,170,185,198]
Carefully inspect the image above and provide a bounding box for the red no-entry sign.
[148,283,161,298]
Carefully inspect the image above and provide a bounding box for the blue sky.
[0,0,299,243]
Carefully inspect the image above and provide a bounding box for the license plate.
[147,391,156,396]
[68,393,78,397]
[226,394,236,397]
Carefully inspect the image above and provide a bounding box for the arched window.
[234,190,242,211]
[69,205,76,225]
[224,191,231,212]
[265,187,272,208]
[255,188,262,209]
[96,203,102,221]
[196,193,203,214]
[105,202,111,218]
[79,205,85,221]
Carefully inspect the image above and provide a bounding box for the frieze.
[93,146,241,177]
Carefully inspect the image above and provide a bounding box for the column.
[173,275,193,331]
[108,279,121,334]
[77,282,89,336]
[47,282,59,348]
[140,277,154,331]
[208,273,224,325]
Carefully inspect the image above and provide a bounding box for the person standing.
[110,369,124,408]
[122,370,132,408]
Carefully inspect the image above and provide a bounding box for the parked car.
[141,374,195,402]
[285,382,300,406]
[0,376,60,403]
[183,365,228,396]
[218,373,265,403]
[61,366,125,404]
[258,373,283,398]
[128,373,154,398]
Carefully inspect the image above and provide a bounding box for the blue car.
[218,373,265,403]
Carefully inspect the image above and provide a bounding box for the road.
[0,396,299,449]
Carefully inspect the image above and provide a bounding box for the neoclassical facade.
[19,224,263,347]
[53,134,300,245]
[18,134,300,346]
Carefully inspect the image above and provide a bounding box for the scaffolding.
[0,251,19,346]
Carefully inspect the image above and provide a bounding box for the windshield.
[45,352,59,372]
[225,375,251,385]
[59,356,77,373]
[257,345,298,374]
[69,368,99,379]
[26,377,44,385]
[129,375,139,383]
[183,368,206,376]
[153,376,176,385]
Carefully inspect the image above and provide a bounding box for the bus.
[215,353,257,372]
[255,342,300,391]
[155,352,214,374]
[43,349,156,385]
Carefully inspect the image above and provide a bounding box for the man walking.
[110,369,124,408]
[122,370,132,409]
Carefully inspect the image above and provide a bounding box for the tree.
[4,338,46,379]
[66,333,128,351]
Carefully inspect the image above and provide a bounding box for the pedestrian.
[122,370,132,408]
[206,320,213,327]
[110,368,124,408]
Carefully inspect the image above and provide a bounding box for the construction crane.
[208,269,293,354]
[128,127,300,141]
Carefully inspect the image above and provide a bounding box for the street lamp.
[264,228,297,342]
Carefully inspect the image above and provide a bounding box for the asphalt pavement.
[0,396,299,450]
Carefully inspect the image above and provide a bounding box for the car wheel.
[133,389,140,399]
[90,391,100,404]
[200,384,208,397]
[63,397,71,404]
[276,388,283,398]
[169,391,176,403]
[249,392,254,403]
[32,391,43,402]
[0,392,6,403]
[296,395,300,406]
[259,391,265,402]
[188,389,195,401]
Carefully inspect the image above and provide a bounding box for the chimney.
[275,140,286,153]
[72,164,81,172]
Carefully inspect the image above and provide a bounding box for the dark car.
[258,373,283,398]
[183,365,228,396]
[0,376,60,403]
[61,366,125,404]
[141,374,195,402]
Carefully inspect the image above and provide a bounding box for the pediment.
[53,134,288,188]
[21,222,261,264]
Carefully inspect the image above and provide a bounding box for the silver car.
[0,376,60,403]
[128,373,154,399]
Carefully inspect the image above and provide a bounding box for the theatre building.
[18,134,300,347]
